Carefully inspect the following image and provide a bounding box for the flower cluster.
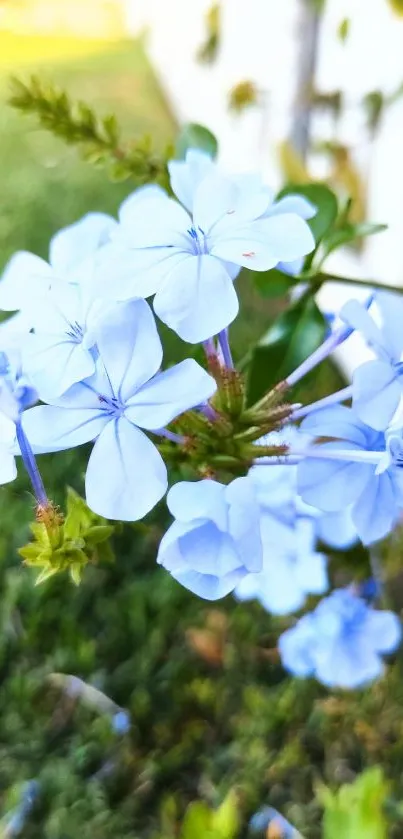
[1,148,402,690]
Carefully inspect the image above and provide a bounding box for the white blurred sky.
[123,0,403,376]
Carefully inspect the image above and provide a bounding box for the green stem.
[314,272,403,295]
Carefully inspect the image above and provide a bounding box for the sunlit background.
[2,0,403,373]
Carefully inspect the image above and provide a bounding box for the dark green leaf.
[278,183,338,244]
[246,296,327,403]
[252,267,299,298]
[175,122,218,159]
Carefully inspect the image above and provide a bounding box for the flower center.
[66,321,84,343]
[187,226,209,256]
[98,393,124,417]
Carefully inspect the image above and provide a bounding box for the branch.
[315,271,403,295]
[9,75,171,188]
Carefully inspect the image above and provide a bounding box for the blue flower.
[279,588,401,689]
[96,169,315,342]
[23,282,110,400]
[297,406,403,544]
[340,293,403,429]
[0,411,17,485]
[0,212,116,314]
[250,426,358,550]
[263,192,316,277]
[22,299,216,521]
[157,477,263,599]
[167,150,316,279]
[235,515,328,615]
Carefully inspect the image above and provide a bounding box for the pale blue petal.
[376,291,403,359]
[21,404,107,452]
[0,251,53,312]
[157,519,229,576]
[23,334,95,400]
[0,446,17,484]
[267,194,317,220]
[225,476,262,572]
[277,257,304,276]
[317,509,358,549]
[168,149,214,211]
[118,191,191,248]
[340,299,388,359]
[85,417,167,520]
[314,639,383,689]
[352,360,401,430]
[95,242,189,301]
[278,616,317,677]
[167,567,246,600]
[154,253,239,342]
[193,173,271,230]
[126,358,216,429]
[211,214,315,269]
[95,299,162,402]
[167,479,228,529]
[352,471,400,544]
[178,523,242,576]
[28,282,81,332]
[298,443,374,512]
[364,609,401,653]
[192,173,245,231]
[301,405,372,446]
[49,213,117,278]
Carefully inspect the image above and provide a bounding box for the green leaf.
[175,123,218,160]
[278,183,338,244]
[211,791,239,839]
[252,267,299,298]
[320,222,387,261]
[247,296,327,404]
[181,801,213,839]
[320,766,389,839]
[337,17,350,42]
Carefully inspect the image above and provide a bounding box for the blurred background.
[2,2,403,837]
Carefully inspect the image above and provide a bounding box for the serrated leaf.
[278,183,338,244]
[247,296,327,404]
[175,123,218,160]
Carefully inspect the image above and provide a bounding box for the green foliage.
[320,767,389,839]
[196,3,221,65]
[180,792,240,839]
[337,17,351,43]
[175,122,218,159]
[246,295,327,404]
[228,81,259,114]
[278,184,338,246]
[8,75,171,187]
[19,488,114,585]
